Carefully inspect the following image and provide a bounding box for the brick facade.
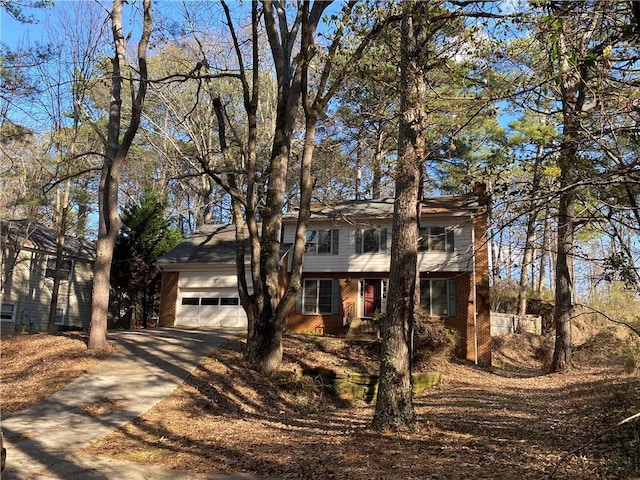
[158,271,178,327]
[284,205,492,366]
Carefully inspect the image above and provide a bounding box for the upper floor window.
[45,257,73,280]
[305,229,339,254]
[419,226,454,252]
[355,228,388,254]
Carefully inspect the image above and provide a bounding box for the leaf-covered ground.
[1,332,114,418]
[82,330,640,480]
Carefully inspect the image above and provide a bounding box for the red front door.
[363,280,382,317]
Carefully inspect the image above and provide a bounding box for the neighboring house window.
[45,257,73,280]
[420,278,456,317]
[418,226,454,252]
[355,228,388,253]
[54,308,64,325]
[297,278,340,314]
[1,303,15,322]
[305,229,339,254]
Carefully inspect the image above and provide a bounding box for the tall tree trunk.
[373,2,427,432]
[552,177,575,370]
[47,181,70,333]
[517,146,543,318]
[88,0,152,349]
[537,202,551,293]
[550,7,584,371]
[372,126,386,199]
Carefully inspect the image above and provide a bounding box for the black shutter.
[380,228,388,253]
[296,283,303,313]
[332,278,340,313]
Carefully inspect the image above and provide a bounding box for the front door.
[362,279,385,317]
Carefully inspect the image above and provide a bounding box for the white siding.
[1,249,93,332]
[178,269,252,289]
[417,219,475,272]
[283,215,475,273]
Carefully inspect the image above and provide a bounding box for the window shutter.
[355,229,362,254]
[448,278,457,317]
[332,229,339,255]
[446,229,455,253]
[296,284,303,313]
[380,228,388,253]
[332,278,340,314]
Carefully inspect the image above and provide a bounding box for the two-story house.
[1,219,95,334]
[157,194,491,366]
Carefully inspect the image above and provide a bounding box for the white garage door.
[176,288,246,328]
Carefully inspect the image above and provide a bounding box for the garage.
[156,224,256,329]
[176,288,246,328]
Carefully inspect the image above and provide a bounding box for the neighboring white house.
[1,219,95,334]
[157,194,492,366]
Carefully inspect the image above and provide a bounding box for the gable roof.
[158,223,293,267]
[283,195,484,222]
[157,224,241,265]
[1,219,95,261]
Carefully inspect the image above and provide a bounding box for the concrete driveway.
[1,327,260,480]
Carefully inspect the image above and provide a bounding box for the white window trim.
[305,229,337,254]
[418,226,454,253]
[420,278,457,317]
[45,256,74,281]
[302,279,333,314]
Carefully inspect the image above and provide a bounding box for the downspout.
[471,214,478,365]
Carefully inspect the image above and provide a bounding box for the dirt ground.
[90,330,639,480]
[2,329,639,479]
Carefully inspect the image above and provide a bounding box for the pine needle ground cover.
[2,330,638,479]
[87,332,639,480]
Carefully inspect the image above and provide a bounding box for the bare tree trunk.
[373,2,427,432]
[552,179,575,371]
[372,126,385,199]
[537,202,551,293]
[88,0,152,349]
[517,145,543,318]
[551,7,584,371]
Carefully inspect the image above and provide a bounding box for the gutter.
[471,213,478,365]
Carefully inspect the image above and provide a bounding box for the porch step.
[345,317,379,340]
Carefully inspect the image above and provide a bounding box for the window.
[420,278,456,317]
[298,279,339,314]
[201,298,219,306]
[181,297,199,306]
[45,257,73,280]
[1,303,15,322]
[220,298,239,306]
[54,308,64,325]
[418,226,454,252]
[305,229,339,254]
[355,228,387,253]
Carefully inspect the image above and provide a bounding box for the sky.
[1,1,53,48]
